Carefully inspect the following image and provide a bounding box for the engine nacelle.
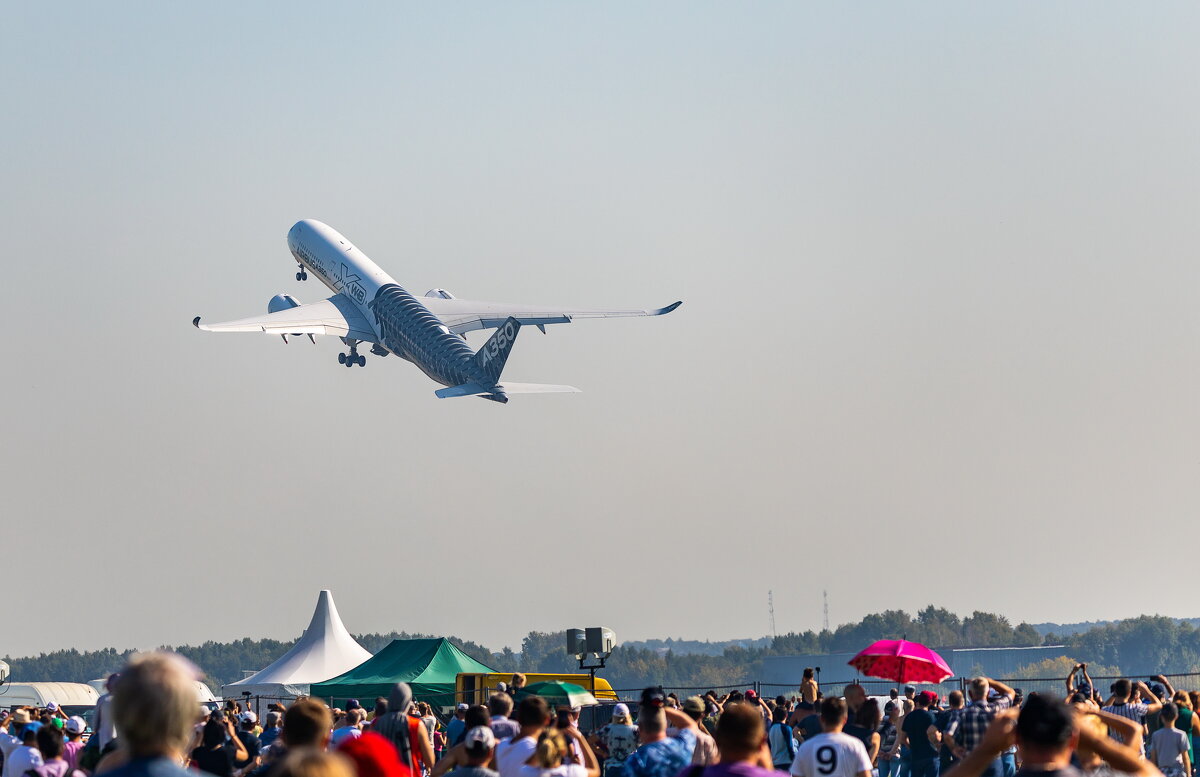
[268,294,301,313]
[425,289,456,299]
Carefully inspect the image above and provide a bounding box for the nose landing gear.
[296,263,308,281]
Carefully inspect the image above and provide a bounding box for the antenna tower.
[768,590,776,639]
[823,589,830,631]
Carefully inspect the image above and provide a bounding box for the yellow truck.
[455,672,618,705]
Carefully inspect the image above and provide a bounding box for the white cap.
[65,717,86,734]
[45,702,59,712]
[613,703,630,717]
[464,726,495,749]
[457,703,469,710]
[239,711,257,724]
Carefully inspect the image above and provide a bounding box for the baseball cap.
[347,699,362,710]
[683,696,705,714]
[918,691,937,705]
[744,689,758,699]
[240,711,257,724]
[457,703,469,711]
[904,686,916,694]
[45,702,59,712]
[65,717,86,735]
[464,726,496,749]
[612,703,630,718]
[51,718,64,730]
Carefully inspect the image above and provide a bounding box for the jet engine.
[268,293,301,313]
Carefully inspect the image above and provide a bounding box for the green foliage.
[11,608,1200,693]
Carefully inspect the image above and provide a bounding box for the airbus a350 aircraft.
[194,220,681,402]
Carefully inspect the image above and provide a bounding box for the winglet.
[655,300,683,316]
[192,316,201,328]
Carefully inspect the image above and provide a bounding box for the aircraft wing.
[193,294,378,342]
[420,296,682,335]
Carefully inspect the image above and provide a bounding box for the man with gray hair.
[101,652,208,777]
[944,677,1016,777]
[489,693,520,740]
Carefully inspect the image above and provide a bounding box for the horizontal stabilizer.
[495,383,581,394]
[434,382,489,399]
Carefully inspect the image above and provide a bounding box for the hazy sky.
[3,2,1199,660]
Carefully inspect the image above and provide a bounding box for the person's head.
[968,677,990,702]
[714,702,766,762]
[284,698,334,749]
[683,696,706,722]
[1112,679,1131,700]
[803,668,815,680]
[1161,702,1179,723]
[638,705,667,740]
[265,711,282,729]
[904,686,916,699]
[820,697,848,731]
[914,691,934,709]
[611,703,632,725]
[464,705,490,730]
[511,673,527,689]
[36,726,64,760]
[889,689,899,700]
[275,748,355,777]
[463,726,496,764]
[516,695,550,729]
[948,691,964,709]
[112,652,203,759]
[374,698,388,718]
[1015,694,1076,766]
[771,705,788,724]
[336,731,406,777]
[345,709,363,727]
[857,699,882,731]
[64,717,86,741]
[884,701,899,721]
[203,719,227,748]
[1174,692,1193,710]
[531,728,568,769]
[843,684,865,709]
[488,693,514,719]
[241,711,258,730]
[455,703,468,719]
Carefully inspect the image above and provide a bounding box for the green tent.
[310,638,495,709]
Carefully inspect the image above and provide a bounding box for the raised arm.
[664,707,698,731]
[986,678,1016,701]
[1066,665,1081,698]
[1134,682,1164,714]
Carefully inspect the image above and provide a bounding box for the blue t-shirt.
[258,728,281,749]
[625,730,697,777]
[447,718,467,747]
[902,710,938,761]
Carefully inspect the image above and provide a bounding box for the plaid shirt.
[946,698,1012,754]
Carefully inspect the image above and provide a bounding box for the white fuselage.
[286,219,392,338]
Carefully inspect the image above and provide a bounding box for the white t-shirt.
[496,737,538,777]
[791,732,873,777]
[518,764,588,777]
[3,745,45,777]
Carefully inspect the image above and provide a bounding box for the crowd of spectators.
[0,658,1194,777]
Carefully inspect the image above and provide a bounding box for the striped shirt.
[1103,702,1149,750]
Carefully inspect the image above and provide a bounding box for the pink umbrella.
[848,639,953,684]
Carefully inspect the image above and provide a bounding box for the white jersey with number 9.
[790,732,873,777]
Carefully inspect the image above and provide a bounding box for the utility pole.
[823,590,830,632]
[768,590,776,640]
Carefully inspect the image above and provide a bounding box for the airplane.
[193,219,681,403]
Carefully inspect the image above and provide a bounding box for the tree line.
[8,609,1200,693]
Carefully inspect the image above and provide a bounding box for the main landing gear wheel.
[296,265,308,281]
[338,353,346,365]
[339,349,366,368]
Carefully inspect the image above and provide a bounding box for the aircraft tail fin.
[473,317,521,383]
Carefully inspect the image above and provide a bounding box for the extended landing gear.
[338,348,366,368]
[296,264,308,281]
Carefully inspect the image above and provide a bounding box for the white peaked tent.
[222,590,372,699]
